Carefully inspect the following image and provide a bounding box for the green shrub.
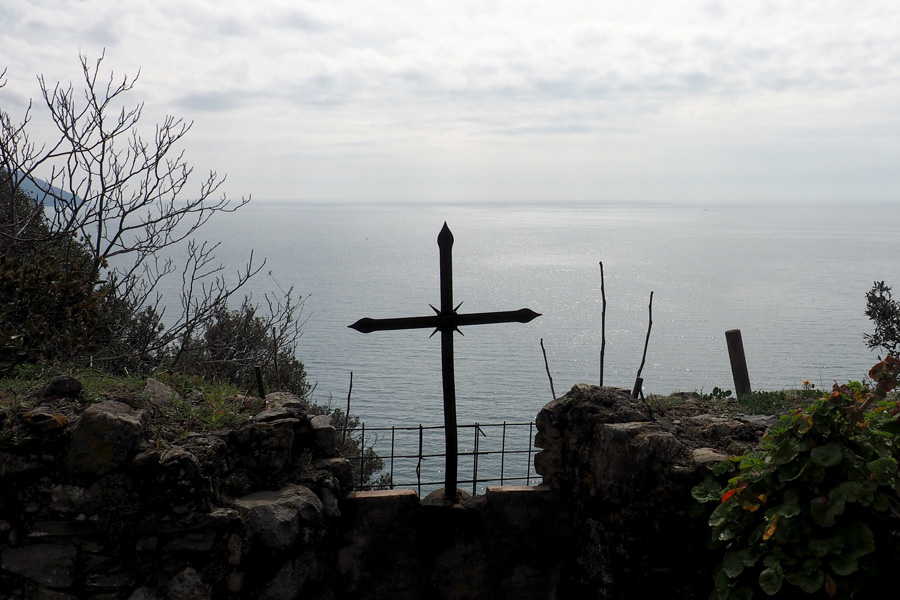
[865,281,900,357]
[693,358,900,599]
[173,296,309,399]
[0,245,105,371]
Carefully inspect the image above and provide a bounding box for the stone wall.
[0,379,350,599]
[0,378,572,599]
[335,486,570,600]
[534,383,771,599]
[1,377,768,599]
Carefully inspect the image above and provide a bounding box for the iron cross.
[349,222,540,503]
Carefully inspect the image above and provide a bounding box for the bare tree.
[0,51,275,368]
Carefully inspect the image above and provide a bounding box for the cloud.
[172,90,250,113]
[1,0,899,202]
[272,7,332,33]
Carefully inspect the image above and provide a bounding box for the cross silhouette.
[349,222,540,503]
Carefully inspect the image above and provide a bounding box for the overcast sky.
[1,0,898,203]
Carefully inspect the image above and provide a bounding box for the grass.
[647,386,826,419]
[646,393,693,412]
[155,371,265,432]
[0,364,270,449]
[1,364,889,452]
[735,389,822,415]
[0,363,387,488]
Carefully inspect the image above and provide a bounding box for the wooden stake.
[272,327,281,391]
[342,371,353,449]
[631,377,644,399]
[599,261,607,386]
[725,329,752,397]
[541,338,557,400]
[632,291,653,399]
[254,365,266,399]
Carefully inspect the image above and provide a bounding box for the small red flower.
[721,481,747,503]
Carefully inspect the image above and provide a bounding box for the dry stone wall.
[1,376,770,599]
[0,378,349,599]
[534,383,772,599]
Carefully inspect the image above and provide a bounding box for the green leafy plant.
[705,387,733,401]
[693,357,900,599]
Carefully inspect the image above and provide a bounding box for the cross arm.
[348,315,441,334]
[454,308,541,327]
[349,308,540,334]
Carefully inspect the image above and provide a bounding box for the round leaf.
[810,444,842,467]
[829,554,859,576]
[772,440,801,465]
[759,564,783,595]
[786,568,824,593]
[837,521,875,558]
[692,479,722,503]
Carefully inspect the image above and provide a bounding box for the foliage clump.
[693,358,900,599]
[174,296,309,398]
[865,281,900,358]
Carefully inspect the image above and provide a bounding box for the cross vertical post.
[437,224,458,501]
[350,222,540,503]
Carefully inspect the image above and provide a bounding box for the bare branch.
[1,51,270,374]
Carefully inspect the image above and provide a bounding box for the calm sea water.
[162,200,898,491]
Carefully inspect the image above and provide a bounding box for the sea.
[158,200,898,493]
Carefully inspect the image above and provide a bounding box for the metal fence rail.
[343,421,537,497]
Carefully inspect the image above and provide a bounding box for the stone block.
[50,484,91,514]
[584,421,685,503]
[0,452,43,476]
[251,407,297,423]
[166,567,211,600]
[311,415,336,457]
[313,457,354,493]
[21,408,68,432]
[264,391,307,410]
[26,520,99,539]
[126,587,162,600]
[336,489,421,598]
[143,378,180,408]
[481,485,570,597]
[34,589,79,600]
[1,543,77,587]
[692,447,729,465]
[65,401,143,475]
[163,530,216,553]
[232,485,323,549]
[41,375,82,400]
[261,552,318,600]
[229,419,296,473]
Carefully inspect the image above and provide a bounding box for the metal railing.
[343,421,537,497]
